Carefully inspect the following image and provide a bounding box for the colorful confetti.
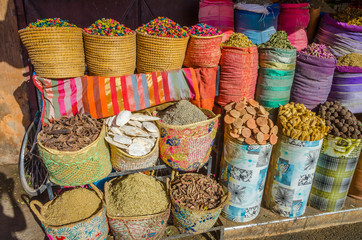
[184,23,222,37]
[84,18,133,36]
[26,18,77,28]
[137,17,188,38]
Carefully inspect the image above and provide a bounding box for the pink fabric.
[278,3,310,51]
[199,0,234,32]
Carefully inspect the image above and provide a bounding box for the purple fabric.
[290,52,336,110]
[336,65,362,73]
[323,14,362,33]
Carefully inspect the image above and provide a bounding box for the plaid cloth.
[310,135,362,211]
[33,68,217,123]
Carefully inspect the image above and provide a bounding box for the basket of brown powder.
[168,172,230,233]
[30,184,108,239]
[155,100,220,171]
[37,114,111,186]
[104,173,170,240]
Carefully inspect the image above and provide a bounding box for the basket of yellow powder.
[104,173,170,239]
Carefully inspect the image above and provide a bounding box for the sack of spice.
[183,23,223,68]
[256,31,296,112]
[309,101,362,211]
[328,53,362,114]
[290,43,336,111]
[169,173,229,233]
[216,33,258,106]
[316,10,362,57]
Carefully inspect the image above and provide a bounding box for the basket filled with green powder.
[18,18,85,78]
[83,18,136,76]
[105,173,170,239]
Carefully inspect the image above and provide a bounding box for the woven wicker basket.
[37,125,112,186]
[30,184,109,240]
[136,30,189,73]
[18,27,85,79]
[105,177,170,240]
[108,132,160,172]
[183,34,223,68]
[155,103,220,171]
[83,31,136,76]
[168,173,230,234]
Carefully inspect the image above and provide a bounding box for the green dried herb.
[258,31,295,50]
[222,33,254,48]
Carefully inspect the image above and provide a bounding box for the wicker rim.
[37,124,106,155]
[18,26,83,35]
[168,173,231,214]
[189,33,224,40]
[82,30,136,39]
[104,176,171,220]
[30,183,106,228]
[135,30,190,41]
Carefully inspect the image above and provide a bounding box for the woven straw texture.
[310,135,362,211]
[104,178,170,240]
[109,135,159,172]
[136,30,189,73]
[19,27,85,79]
[155,103,220,171]
[37,125,111,186]
[169,173,230,234]
[30,184,109,240]
[83,31,136,76]
[183,34,223,68]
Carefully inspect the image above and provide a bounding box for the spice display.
[84,18,133,36]
[233,0,271,4]
[222,32,254,48]
[157,100,208,125]
[105,111,160,156]
[224,98,278,145]
[171,174,223,210]
[44,188,101,226]
[278,0,307,3]
[26,18,77,28]
[259,31,295,49]
[137,17,188,38]
[318,101,362,139]
[278,102,329,141]
[106,173,169,217]
[184,23,222,36]
[299,43,335,59]
[337,53,362,68]
[333,7,362,26]
[38,114,102,151]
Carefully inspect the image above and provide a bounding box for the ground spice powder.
[337,53,362,68]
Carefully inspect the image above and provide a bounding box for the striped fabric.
[33,68,216,123]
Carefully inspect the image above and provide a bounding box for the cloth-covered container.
[220,130,273,222]
[156,103,220,171]
[234,3,280,45]
[37,125,112,186]
[32,68,217,123]
[256,47,296,109]
[310,135,362,211]
[104,178,170,240]
[264,134,323,218]
[216,46,258,106]
[349,151,362,200]
[83,31,136,76]
[199,0,234,32]
[136,30,189,73]
[19,27,85,79]
[316,14,362,57]
[328,65,362,114]
[277,3,309,51]
[169,173,230,233]
[184,34,223,68]
[30,184,108,240]
[290,52,336,111]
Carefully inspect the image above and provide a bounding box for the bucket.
[263,134,323,217]
[220,130,273,222]
[310,135,362,211]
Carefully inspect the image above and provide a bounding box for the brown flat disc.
[242,113,253,122]
[224,102,235,112]
[264,133,270,141]
[230,109,241,118]
[260,125,270,134]
[268,119,274,128]
[245,137,256,145]
[270,134,278,145]
[241,128,252,138]
[224,114,235,125]
[270,125,278,135]
[233,118,244,129]
[237,137,245,142]
[252,128,260,134]
[256,132,264,144]
[246,107,256,115]
[239,108,247,116]
[249,99,259,107]
[230,131,240,138]
[256,117,268,127]
[235,102,246,111]
[259,105,267,115]
[246,119,257,129]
